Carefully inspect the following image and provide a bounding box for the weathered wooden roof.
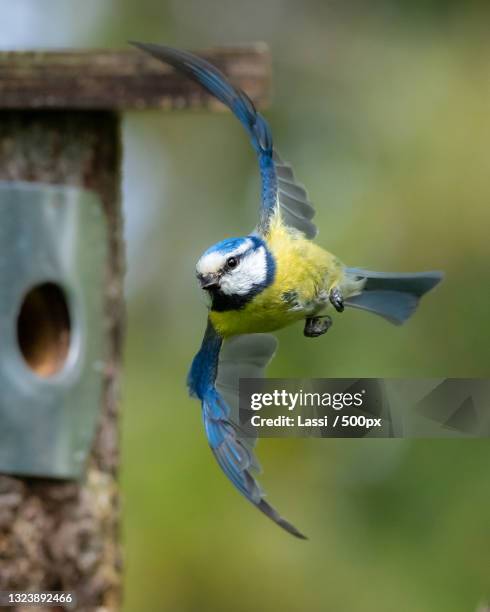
[0,44,271,111]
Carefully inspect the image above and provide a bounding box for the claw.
[304,315,333,338]
[329,287,344,312]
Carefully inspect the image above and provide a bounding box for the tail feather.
[344,268,443,325]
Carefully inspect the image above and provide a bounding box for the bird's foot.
[304,315,333,338]
[329,287,344,312]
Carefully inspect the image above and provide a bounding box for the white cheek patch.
[196,238,254,276]
[220,247,267,296]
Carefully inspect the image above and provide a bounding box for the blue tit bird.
[132,43,443,539]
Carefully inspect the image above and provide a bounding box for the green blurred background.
[4,1,490,610]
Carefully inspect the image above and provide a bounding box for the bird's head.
[196,235,275,311]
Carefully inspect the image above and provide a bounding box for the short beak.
[198,273,219,290]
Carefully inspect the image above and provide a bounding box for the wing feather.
[131,42,318,238]
[273,151,318,238]
[188,321,306,538]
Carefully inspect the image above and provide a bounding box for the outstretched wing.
[131,42,317,238]
[187,320,306,539]
[216,333,276,465]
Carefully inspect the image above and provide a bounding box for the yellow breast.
[210,217,344,338]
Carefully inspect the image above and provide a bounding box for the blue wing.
[187,320,306,539]
[131,42,317,238]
